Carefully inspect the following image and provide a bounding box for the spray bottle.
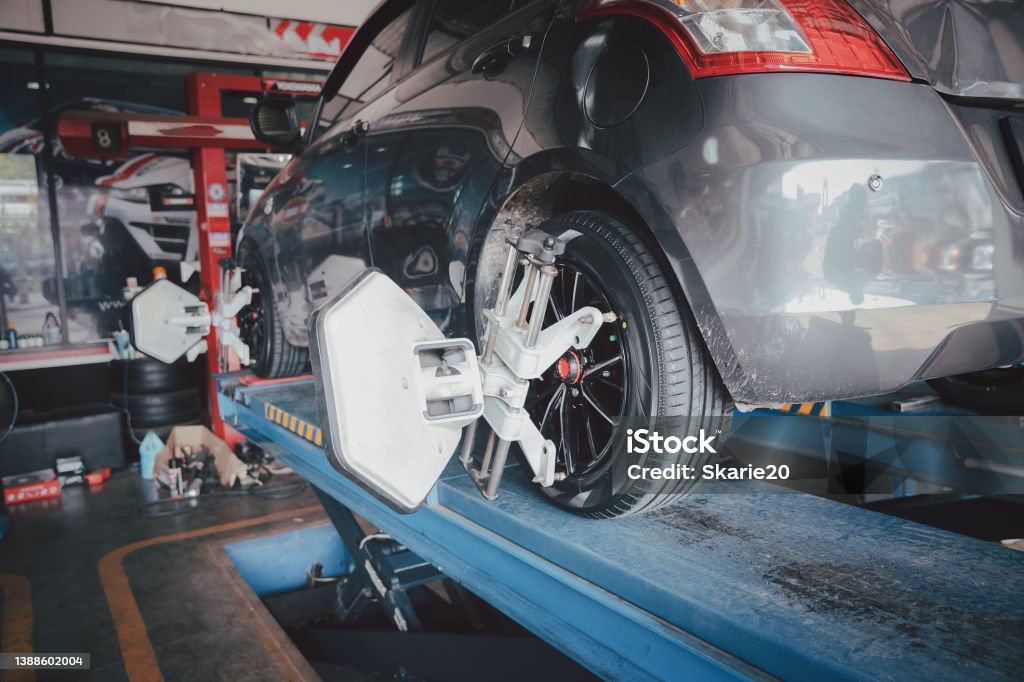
[43,312,61,346]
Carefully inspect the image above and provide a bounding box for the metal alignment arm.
[463,230,604,499]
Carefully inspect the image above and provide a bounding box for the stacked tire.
[109,359,204,441]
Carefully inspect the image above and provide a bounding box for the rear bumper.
[624,73,1024,403]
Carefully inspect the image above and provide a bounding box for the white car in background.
[89,153,198,264]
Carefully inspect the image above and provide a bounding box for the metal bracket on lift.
[460,230,604,499]
[129,260,255,367]
[213,260,256,367]
[315,489,443,632]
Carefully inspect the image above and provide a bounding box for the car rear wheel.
[108,358,201,394]
[478,211,732,518]
[236,239,308,379]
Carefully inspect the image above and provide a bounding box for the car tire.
[236,239,309,379]
[108,358,201,394]
[110,359,203,449]
[113,392,202,428]
[132,419,204,442]
[479,211,732,518]
[110,385,201,411]
[130,406,203,427]
[928,367,1024,412]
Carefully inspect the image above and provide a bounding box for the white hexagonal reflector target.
[309,269,483,513]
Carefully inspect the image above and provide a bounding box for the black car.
[238,0,1024,516]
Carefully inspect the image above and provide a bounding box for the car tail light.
[579,0,910,81]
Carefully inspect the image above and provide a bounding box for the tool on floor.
[168,458,185,497]
[3,469,60,505]
[84,467,112,486]
[182,447,213,497]
[56,456,86,488]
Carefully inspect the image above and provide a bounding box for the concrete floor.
[0,470,325,681]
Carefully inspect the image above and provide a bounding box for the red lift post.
[57,73,322,443]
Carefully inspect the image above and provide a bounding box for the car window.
[315,7,413,137]
[420,0,520,65]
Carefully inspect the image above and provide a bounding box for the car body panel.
[361,0,559,320]
[252,141,371,348]
[243,0,1024,404]
[494,11,1024,403]
[849,0,1024,101]
[240,0,558,346]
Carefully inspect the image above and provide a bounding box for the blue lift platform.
[218,376,1023,681]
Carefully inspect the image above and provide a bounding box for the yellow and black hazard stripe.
[778,402,830,417]
[264,403,323,447]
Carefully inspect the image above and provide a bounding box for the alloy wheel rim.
[237,261,267,367]
[524,262,629,479]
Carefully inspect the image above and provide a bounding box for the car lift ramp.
[219,376,1023,681]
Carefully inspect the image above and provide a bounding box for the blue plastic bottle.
[138,431,165,480]
[6,323,17,350]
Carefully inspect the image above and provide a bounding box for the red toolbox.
[3,469,61,505]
